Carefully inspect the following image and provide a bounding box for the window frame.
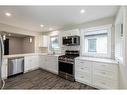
[80,24,112,58]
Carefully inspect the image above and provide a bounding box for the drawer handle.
[101,72,106,75]
[101,82,106,85]
[80,76,84,78]
[101,65,106,67]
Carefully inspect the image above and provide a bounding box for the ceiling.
[0,31,30,38]
[0,6,119,32]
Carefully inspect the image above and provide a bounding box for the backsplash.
[61,45,80,55]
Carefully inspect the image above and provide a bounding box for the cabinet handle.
[81,67,87,69]
[101,82,106,85]
[101,72,106,75]
[81,68,84,70]
[101,65,106,67]
[80,76,84,78]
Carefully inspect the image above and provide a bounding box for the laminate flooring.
[4,69,97,89]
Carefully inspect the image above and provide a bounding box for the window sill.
[76,56,118,64]
[82,53,111,59]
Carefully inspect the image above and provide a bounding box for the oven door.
[58,61,73,75]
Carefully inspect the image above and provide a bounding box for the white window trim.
[80,24,112,58]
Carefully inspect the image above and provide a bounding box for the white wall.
[115,7,127,89]
[39,17,115,56]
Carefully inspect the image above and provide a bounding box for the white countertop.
[75,56,118,64]
[3,53,62,58]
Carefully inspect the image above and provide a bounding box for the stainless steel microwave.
[62,36,80,46]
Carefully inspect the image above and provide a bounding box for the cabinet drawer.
[75,71,91,84]
[75,65,90,73]
[93,75,118,89]
[76,59,91,68]
[94,69,118,80]
[93,62,118,72]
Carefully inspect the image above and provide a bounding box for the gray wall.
[8,36,35,54]
[22,37,35,53]
[9,37,23,54]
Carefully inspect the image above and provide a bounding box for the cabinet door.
[75,59,92,85]
[39,35,48,47]
[45,56,58,74]
[24,56,31,72]
[2,59,8,79]
[24,55,39,72]
[43,36,48,47]
[30,55,39,70]
[38,35,42,47]
[39,55,46,69]
[70,29,80,36]
[62,29,80,37]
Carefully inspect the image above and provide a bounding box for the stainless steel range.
[58,50,79,81]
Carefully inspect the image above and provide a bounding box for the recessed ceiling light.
[80,9,85,14]
[5,12,11,17]
[40,24,44,27]
[49,28,53,31]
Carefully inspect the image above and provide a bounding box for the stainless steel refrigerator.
[0,35,4,89]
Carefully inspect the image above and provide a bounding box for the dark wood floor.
[4,69,96,89]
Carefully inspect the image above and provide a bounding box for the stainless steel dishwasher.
[8,57,24,77]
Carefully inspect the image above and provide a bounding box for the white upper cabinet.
[39,35,48,47]
[61,29,80,37]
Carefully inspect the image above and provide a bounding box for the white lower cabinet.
[75,71,91,84]
[2,58,8,79]
[93,75,118,89]
[24,55,39,72]
[75,58,119,89]
[2,54,58,79]
[39,55,46,69]
[39,55,58,74]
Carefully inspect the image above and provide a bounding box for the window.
[81,25,112,58]
[50,36,60,50]
[88,39,96,52]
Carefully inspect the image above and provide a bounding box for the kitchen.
[0,6,126,90]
